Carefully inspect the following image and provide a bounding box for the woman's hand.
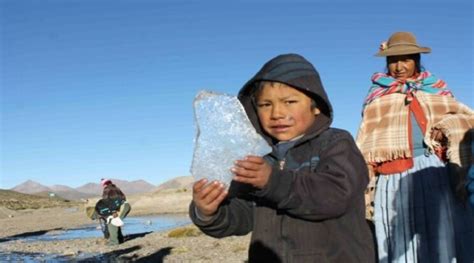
[431,128,448,161]
[192,179,228,217]
[431,128,447,144]
[232,155,272,189]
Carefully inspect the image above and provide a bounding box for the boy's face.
[255,82,320,142]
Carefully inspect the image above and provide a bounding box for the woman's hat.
[376,32,431,57]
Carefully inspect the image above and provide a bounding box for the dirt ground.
[0,191,250,262]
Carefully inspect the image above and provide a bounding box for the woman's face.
[387,55,417,81]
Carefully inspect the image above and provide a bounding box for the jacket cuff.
[189,202,224,226]
[254,168,293,204]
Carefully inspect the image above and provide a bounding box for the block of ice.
[190,90,272,189]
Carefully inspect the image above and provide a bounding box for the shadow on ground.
[124,231,153,242]
[127,246,173,263]
[0,228,63,243]
[78,245,142,262]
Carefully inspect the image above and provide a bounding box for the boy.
[189,54,375,262]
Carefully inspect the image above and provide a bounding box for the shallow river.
[0,214,191,262]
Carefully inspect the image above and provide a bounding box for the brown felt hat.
[376,32,431,57]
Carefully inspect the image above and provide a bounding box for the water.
[6,214,191,242]
[0,214,191,261]
[0,252,109,262]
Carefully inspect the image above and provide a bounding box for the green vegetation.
[167,226,202,238]
[0,189,77,210]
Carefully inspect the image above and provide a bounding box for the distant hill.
[75,182,100,196]
[50,184,76,192]
[11,178,157,200]
[53,190,94,200]
[155,176,194,192]
[120,179,156,195]
[11,180,96,200]
[11,180,51,194]
[48,185,95,200]
[0,189,75,210]
[76,179,156,196]
[76,183,102,196]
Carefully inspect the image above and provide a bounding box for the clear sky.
[1,1,472,189]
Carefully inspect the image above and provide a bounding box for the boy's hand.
[192,179,228,217]
[232,155,272,189]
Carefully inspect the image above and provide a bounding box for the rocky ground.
[0,190,250,262]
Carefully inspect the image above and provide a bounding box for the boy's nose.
[270,105,286,119]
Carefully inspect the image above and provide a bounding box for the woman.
[357,32,474,262]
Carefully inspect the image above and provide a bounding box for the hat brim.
[375,46,431,57]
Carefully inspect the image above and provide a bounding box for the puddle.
[6,214,191,242]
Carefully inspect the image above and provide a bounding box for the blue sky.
[1,1,472,189]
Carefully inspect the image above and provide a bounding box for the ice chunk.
[190,90,272,189]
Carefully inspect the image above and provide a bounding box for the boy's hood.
[238,53,333,144]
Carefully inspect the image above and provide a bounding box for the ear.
[313,108,321,115]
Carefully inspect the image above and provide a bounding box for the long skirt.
[374,154,474,263]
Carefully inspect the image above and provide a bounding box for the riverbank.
[0,194,250,262]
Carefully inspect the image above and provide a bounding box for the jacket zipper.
[278,157,287,260]
[279,159,286,170]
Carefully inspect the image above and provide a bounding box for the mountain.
[50,184,96,200]
[11,180,51,194]
[155,176,194,192]
[75,179,156,196]
[50,184,77,192]
[11,178,157,200]
[75,183,101,196]
[118,179,156,195]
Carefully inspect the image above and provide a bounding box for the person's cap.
[375,32,431,57]
[100,178,112,187]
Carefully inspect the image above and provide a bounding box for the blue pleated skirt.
[374,154,474,263]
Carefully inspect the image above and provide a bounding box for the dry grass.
[232,244,248,253]
[0,189,77,210]
[167,226,203,238]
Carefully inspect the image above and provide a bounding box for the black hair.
[251,81,318,109]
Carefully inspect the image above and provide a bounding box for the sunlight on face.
[388,55,417,81]
[256,82,319,142]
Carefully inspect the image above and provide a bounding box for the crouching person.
[100,178,131,246]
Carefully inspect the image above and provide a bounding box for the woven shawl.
[356,92,473,168]
[363,71,453,108]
